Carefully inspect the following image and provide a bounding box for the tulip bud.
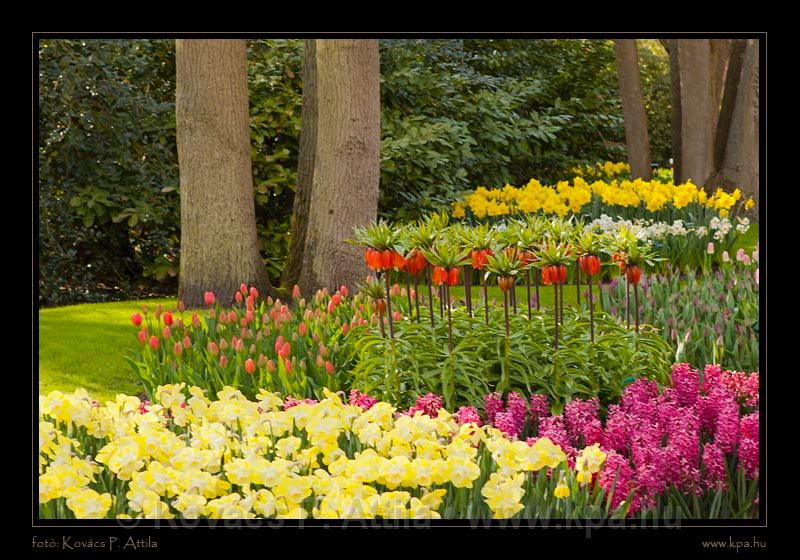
[174,342,183,356]
[220,355,228,368]
[325,361,335,375]
[245,358,256,375]
[249,343,256,355]
[162,326,171,339]
[240,283,248,295]
[316,355,324,368]
[285,359,292,374]
[706,242,715,255]
[298,322,307,337]
[163,312,173,326]
[249,287,258,300]
[131,313,143,326]
[722,251,730,263]
[342,323,350,335]
[208,341,219,356]
[183,335,191,349]
[292,285,302,299]
[178,300,186,312]
[754,268,759,285]
[393,311,402,321]
[267,359,276,373]
[258,354,268,368]
[204,292,216,306]
[228,311,237,323]
[138,329,148,344]
[340,285,349,298]
[149,335,160,350]
[219,339,228,351]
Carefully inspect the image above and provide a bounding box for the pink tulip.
[235,291,243,305]
[220,355,228,368]
[250,287,258,300]
[240,283,248,295]
[706,242,715,255]
[340,285,349,298]
[149,335,159,350]
[173,342,183,356]
[245,358,256,375]
[204,292,215,306]
[298,322,307,337]
[131,313,143,326]
[325,361,335,375]
[208,341,219,356]
[162,326,171,339]
[183,335,191,349]
[754,269,759,285]
[285,359,292,374]
[742,254,751,266]
[736,248,746,262]
[138,329,148,344]
[267,359,276,373]
[292,284,301,299]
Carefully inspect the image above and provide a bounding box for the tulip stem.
[503,288,510,339]
[426,268,435,327]
[553,283,559,349]
[626,277,631,330]
[384,273,395,339]
[414,276,421,323]
[526,269,532,320]
[445,283,454,352]
[482,274,489,325]
[588,274,594,343]
[405,271,413,321]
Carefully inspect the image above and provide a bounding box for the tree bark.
[678,39,715,186]
[709,39,732,135]
[614,39,651,180]
[713,39,747,171]
[667,39,682,180]
[298,39,380,292]
[716,39,760,215]
[282,39,318,291]
[176,39,268,308]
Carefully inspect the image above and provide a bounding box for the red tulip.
[432,266,448,286]
[325,361,335,375]
[240,283,248,295]
[626,265,642,285]
[235,291,243,305]
[138,329,148,345]
[285,359,293,374]
[173,342,183,356]
[162,326,171,339]
[149,335,160,350]
[220,355,228,368]
[250,287,258,300]
[183,335,191,349]
[298,322,307,337]
[448,268,460,286]
[204,292,215,306]
[208,341,219,356]
[342,323,350,335]
[131,313,143,326]
[340,285,349,298]
[292,284,302,299]
[163,312,173,326]
[245,310,254,324]
[245,358,256,375]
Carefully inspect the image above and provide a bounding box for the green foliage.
[348,306,673,411]
[380,39,628,220]
[637,40,672,166]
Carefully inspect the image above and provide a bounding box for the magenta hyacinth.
[454,406,482,426]
[484,392,504,425]
[348,390,377,411]
[702,443,727,491]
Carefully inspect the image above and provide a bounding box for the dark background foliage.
[38,38,671,307]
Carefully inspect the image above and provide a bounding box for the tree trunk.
[667,39,682,181]
[713,39,747,172]
[715,40,760,215]
[176,39,268,308]
[678,39,715,186]
[282,39,318,291]
[614,39,651,180]
[709,39,732,135]
[298,39,380,292]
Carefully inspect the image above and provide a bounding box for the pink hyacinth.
[348,390,377,411]
[454,406,481,426]
[484,392,504,425]
[671,363,699,407]
[506,392,528,435]
[564,398,603,448]
[415,393,443,417]
[538,415,576,464]
[738,412,759,479]
[714,398,740,454]
[529,394,550,424]
[702,442,727,491]
[283,396,318,410]
[494,411,521,439]
[598,450,637,513]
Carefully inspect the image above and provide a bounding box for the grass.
[38,298,177,401]
[733,223,759,253]
[447,280,600,311]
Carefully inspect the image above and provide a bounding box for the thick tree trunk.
[282,39,318,291]
[176,39,268,308]
[614,39,651,180]
[298,39,380,292]
[716,40,760,215]
[678,39,715,186]
[709,39,732,135]
[667,39,682,181]
[713,39,747,172]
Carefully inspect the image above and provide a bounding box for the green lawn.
[448,281,600,311]
[38,298,176,401]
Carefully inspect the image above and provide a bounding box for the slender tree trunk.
[666,40,682,181]
[176,39,268,308]
[678,39,715,186]
[713,39,747,172]
[298,39,380,292]
[716,39,760,214]
[282,39,318,291]
[614,39,652,180]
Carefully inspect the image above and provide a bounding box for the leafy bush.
[348,306,673,411]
